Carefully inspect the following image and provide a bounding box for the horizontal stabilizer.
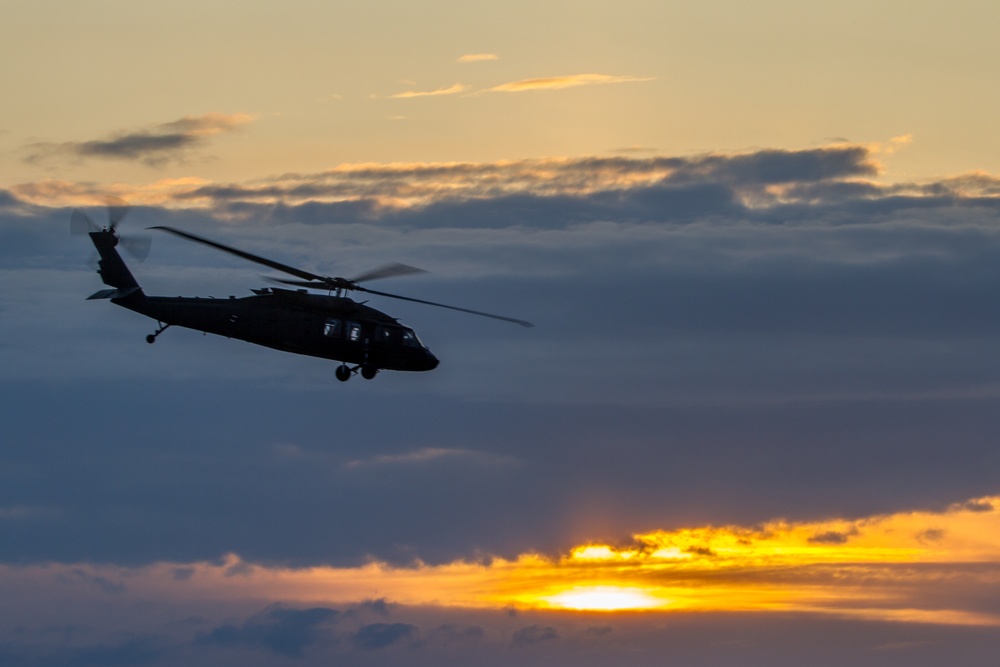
[87,287,140,300]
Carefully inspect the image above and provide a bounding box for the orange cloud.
[158,112,255,137]
[458,53,498,63]
[6,496,1000,626]
[390,83,468,99]
[867,133,914,156]
[488,73,654,93]
[10,177,213,208]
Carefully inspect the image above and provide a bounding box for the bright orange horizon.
[8,495,998,626]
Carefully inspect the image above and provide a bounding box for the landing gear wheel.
[361,366,378,380]
[147,322,170,344]
[335,364,352,382]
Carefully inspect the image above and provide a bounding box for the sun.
[542,585,669,611]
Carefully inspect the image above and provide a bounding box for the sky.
[4,0,1000,664]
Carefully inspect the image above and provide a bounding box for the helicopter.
[72,201,532,381]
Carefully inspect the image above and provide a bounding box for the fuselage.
[88,228,439,373]
[114,288,439,371]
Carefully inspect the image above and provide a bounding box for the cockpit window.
[346,322,362,342]
[401,329,421,348]
[375,326,401,344]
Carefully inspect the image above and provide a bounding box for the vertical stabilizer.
[89,229,142,292]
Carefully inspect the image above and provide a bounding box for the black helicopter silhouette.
[72,200,532,381]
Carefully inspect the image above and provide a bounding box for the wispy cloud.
[10,144,912,219]
[343,447,516,470]
[383,70,647,101]
[123,145,878,209]
[389,83,468,99]
[869,133,914,155]
[16,143,1000,228]
[9,176,213,208]
[614,145,657,154]
[458,53,499,63]
[22,113,254,167]
[488,73,654,93]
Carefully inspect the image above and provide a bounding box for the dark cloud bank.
[3,602,999,667]
[5,145,1000,566]
[4,145,1000,664]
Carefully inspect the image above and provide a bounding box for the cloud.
[5,496,1000,625]
[196,605,339,657]
[424,624,485,646]
[666,145,878,185]
[959,500,995,513]
[19,144,873,211]
[66,569,127,595]
[458,53,498,63]
[348,598,393,618]
[44,636,168,666]
[22,113,253,167]
[8,177,213,209]
[487,73,654,93]
[349,622,418,650]
[2,605,998,666]
[511,624,558,645]
[389,84,468,99]
[146,144,877,229]
[938,171,1000,196]
[870,133,915,155]
[614,145,657,154]
[3,498,1000,665]
[807,528,860,544]
[382,71,649,101]
[917,528,946,543]
[0,189,26,211]
[7,142,1000,578]
[343,447,517,470]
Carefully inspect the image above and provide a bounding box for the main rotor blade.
[358,286,534,328]
[150,225,532,327]
[350,262,427,284]
[265,276,325,289]
[150,226,324,283]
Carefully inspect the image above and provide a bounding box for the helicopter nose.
[423,351,439,371]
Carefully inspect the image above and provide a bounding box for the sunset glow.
[8,496,998,622]
[7,2,1000,663]
[541,586,670,611]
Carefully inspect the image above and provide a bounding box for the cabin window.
[323,318,342,338]
[346,322,362,342]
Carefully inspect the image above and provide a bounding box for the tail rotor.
[70,197,151,261]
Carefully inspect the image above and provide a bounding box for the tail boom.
[89,229,142,293]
